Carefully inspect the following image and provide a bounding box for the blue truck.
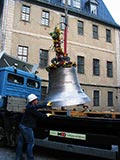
[0,51,42,146]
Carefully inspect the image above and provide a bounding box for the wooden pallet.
[38,108,120,119]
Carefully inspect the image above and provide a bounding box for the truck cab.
[0,66,41,112]
[0,51,42,111]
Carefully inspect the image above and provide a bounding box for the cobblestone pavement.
[0,146,109,160]
[0,147,57,160]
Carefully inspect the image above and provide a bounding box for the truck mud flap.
[35,138,119,160]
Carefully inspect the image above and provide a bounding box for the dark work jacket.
[21,103,47,129]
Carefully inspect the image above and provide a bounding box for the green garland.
[46,27,76,72]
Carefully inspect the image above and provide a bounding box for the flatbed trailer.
[1,105,120,159]
[33,110,120,160]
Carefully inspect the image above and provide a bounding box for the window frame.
[62,0,71,6]
[39,49,48,68]
[106,29,111,43]
[21,5,30,22]
[93,59,100,76]
[90,3,97,15]
[41,86,48,100]
[107,61,113,77]
[73,0,81,9]
[41,10,50,26]
[93,90,100,106]
[93,24,98,39]
[108,91,113,106]
[77,56,84,74]
[60,15,65,30]
[17,45,28,62]
[78,20,84,35]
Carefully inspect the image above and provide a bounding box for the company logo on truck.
[50,130,86,140]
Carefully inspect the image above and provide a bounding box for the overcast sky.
[103,0,120,25]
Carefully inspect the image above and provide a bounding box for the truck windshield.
[8,73,24,85]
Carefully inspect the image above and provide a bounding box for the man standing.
[15,94,52,160]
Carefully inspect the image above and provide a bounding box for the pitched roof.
[40,0,120,28]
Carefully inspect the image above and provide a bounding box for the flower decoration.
[46,27,76,72]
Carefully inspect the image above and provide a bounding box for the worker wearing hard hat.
[15,94,52,160]
[27,94,52,108]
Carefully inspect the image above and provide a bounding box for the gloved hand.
[46,113,52,117]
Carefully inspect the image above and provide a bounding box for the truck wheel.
[0,126,6,147]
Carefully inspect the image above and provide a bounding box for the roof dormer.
[62,0,81,9]
[86,0,99,15]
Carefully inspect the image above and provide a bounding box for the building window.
[93,25,98,39]
[93,90,99,106]
[90,3,97,15]
[62,0,71,5]
[86,0,98,15]
[60,15,65,30]
[77,56,84,74]
[41,86,48,100]
[93,59,100,76]
[108,91,113,106]
[78,20,84,35]
[73,0,81,9]
[39,49,48,68]
[21,5,30,22]
[41,10,49,26]
[17,45,28,62]
[107,61,113,77]
[106,29,111,42]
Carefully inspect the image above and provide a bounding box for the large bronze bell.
[44,66,91,108]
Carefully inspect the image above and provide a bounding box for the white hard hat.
[27,94,37,102]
